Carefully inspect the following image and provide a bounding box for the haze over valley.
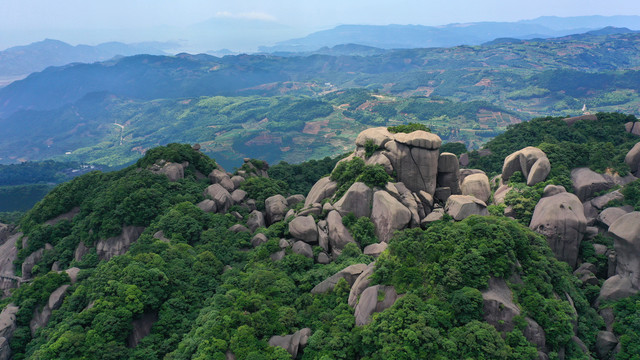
[1,2,640,360]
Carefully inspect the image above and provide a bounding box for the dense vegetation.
[4,32,640,170]
[3,134,631,359]
[468,112,639,178]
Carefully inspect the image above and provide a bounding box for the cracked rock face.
[383,134,440,195]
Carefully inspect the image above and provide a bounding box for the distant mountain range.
[259,15,640,52]
[0,39,172,79]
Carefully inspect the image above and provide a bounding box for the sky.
[1,0,639,51]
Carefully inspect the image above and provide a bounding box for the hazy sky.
[1,0,639,50]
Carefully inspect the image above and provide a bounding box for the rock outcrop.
[289,216,318,244]
[354,285,399,326]
[311,264,368,294]
[268,328,311,358]
[334,182,373,218]
[437,152,461,194]
[599,275,637,302]
[445,195,489,221]
[460,173,491,203]
[326,211,356,254]
[625,142,640,175]
[383,130,441,194]
[0,233,19,297]
[571,168,613,202]
[482,278,520,333]
[304,177,338,208]
[209,169,235,192]
[370,190,411,242]
[30,285,70,335]
[501,147,549,185]
[204,184,232,213]
[265,195,288,225]
[608,212,640,289]
[246,210,266,232]
[22,248,45,280]
[96,226,145,261]
[529,186,586,268]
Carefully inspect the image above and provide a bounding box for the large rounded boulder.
[529,186,587,268]
[501,147,548,184]
[460,173,491,203]
[334,182,373,218]
[370,190,412,243]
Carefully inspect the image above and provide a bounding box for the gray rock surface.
[609,212,640,288]
[265,195,288,225]
[529,191,586,268]
[523,317,546,352]
[268,328,311,358]
[251,233,268,247]
[311,264,368,294]
[73,241,90,262]
[596,331,618,359]
[370,190,412,242]
[460,173,491,203]
[286,194,305,208]
[445,195,489,221]
[571,167,613,201]
[326,211,356,252]
[349,263,376,307]
[246,210,266,232]
[21,248,45,280]
[334,182,373,218]
[354,285,399,326]
[230,176,245,189]
[355,127,394,148]
[65,267,81,284]
[204,184,233,213]
[44,207,80,226]
[482,278,520,332]
[599,275,637,302]
[317,221,329,252]
[437,152,461,194]
[625,142,640,174]
[96,226,145,261]
[30,285,70,335]
[527,156,551,186]
[493,184,512,205]
[228,224,249,233]
[317,252,330,264]
[289,215,318,244]
[209,169,235,192]
[0,304,18,340]
[597,207,632,228]
[230,189,247,204]
[197,199,217,213]
[543,185,566,198]
[591,190,624,210]
[502,147,547,182]
[158,162,184,182]
[363,242,388,257]
[292,241,313,259]
[384,137,440,195]
[305,177,338,208]
[0,233,19,297]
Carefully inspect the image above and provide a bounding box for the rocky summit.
[1,114,640,359]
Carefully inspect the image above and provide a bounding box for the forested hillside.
[1,31,640,171]
[1,113,639,359]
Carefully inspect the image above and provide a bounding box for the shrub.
[387,122,431,134]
